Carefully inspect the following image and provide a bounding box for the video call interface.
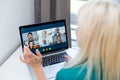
[21,22,68,55]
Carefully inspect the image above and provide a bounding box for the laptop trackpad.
[43,62,65,79]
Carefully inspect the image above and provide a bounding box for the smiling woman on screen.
[20,0,120,80]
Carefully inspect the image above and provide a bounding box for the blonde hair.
[65,0,120,80]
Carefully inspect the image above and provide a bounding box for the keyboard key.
[42,52,67,67]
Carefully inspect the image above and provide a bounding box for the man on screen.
[53,27,62,36]
[27,32,34,42]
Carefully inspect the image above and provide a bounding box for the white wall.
[0,0,35,65]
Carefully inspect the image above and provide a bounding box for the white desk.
[0,46,32,80]
[0,46,80,80]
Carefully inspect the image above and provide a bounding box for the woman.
[28,41,36,54]
[55,35,62,44]
[20,1,120,80]
[28,41,34,50]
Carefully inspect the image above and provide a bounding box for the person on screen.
[28,41,37,54]
[28,41,35,50]
[55,35,62,44]
[41,31,47,38]
[53,27,62,36]
[41,30,52,38]
[20,1,120,80]
[41,38,49,47]
[27,32,34,42]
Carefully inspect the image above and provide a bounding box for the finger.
[27,53,32,58]
[64,55,69,59]
[19,55,26,63]
[64,55,68,61]
[28,52,40,60]
[23,54,33,64]
[24,54,31,60]
[24,46,31,55]
[24,46,28,54]
[29,52,37,57]
[28,54,33,58]
[64,55,71,62]
[28,49,41,57]
[36,49,42,57]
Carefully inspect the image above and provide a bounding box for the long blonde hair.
[65,0,120,80]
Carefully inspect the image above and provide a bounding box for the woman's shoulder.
[55,65,87,80]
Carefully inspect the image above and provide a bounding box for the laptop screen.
[19,20,68,55]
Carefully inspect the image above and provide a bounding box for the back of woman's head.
[66,0,120,80]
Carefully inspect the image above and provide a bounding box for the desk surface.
[0,46,80,80]
[0,46,33,80]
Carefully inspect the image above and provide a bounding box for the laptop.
[19,19,69,79]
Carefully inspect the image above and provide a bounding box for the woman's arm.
[33,65,46,80]
[20,46,47,80]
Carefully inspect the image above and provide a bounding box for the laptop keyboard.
[42,52,67,67]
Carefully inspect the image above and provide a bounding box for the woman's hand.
[64,55,72,62]
[20,46,42,69]
[20,46,47,80]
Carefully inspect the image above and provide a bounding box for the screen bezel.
[19,19,68,54]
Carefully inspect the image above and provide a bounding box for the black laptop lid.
[19,20,68,55]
